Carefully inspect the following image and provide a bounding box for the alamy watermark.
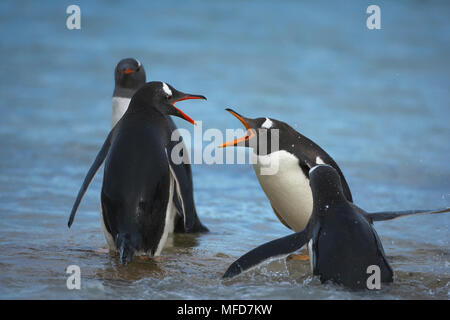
[66,265,81,290]
[66,5,81,30]
[366,5,381,30]
[169,122,280,175]
[366,265,381,289]
[66,4,381,31]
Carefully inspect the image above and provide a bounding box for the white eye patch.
[136,59,141,68]
[162,82,172,97]
[316,156,325,165]
[262,118,273,129]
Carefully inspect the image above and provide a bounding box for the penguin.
[223,164,449,289]
[112,58,146,127]
[112,58,208,234]
[219,108,353,233]
[219,108,448,231]
[68,81,207,264]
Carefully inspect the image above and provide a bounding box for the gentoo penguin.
[112,58,146,127]
[68,81,207,264]
[219,108,447,231]
[219,108,353,233]
[223,165,449,289]
[111,58,208,234]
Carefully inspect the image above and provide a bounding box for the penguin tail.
[116,233,135,265]
[367,207,450,222]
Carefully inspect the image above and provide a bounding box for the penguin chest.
[253,150,313,232]
[112,97,131,127]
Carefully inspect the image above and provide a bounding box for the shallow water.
[0,0,449,299]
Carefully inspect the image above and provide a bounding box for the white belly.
[112,97,131,127]
[154,172,176,256]
[100,206,116,252]
[252,150,313,232]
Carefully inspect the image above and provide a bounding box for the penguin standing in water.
[223,164,449,289]
[224,164,394,289]
[112,58,208,234]
[68,81,207,263]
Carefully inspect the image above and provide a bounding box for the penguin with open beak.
[68,81,207,264]
[219,108,449,235]
[219,108,353,233]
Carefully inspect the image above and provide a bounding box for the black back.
[101,110,172,254]
[68,81,208,263]
[223,164,393,289]
[308,165,393,288]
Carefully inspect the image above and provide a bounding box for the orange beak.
[171,96,206,126]
[218,109,255,148]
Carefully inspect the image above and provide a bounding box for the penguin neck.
[312,187,347,214]
[126,100,165,120]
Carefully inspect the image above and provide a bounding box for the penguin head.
[114,58,146,91]
[130,81,206,125]
[218,108,284,154]
[309,164,346,210]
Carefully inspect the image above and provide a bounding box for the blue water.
[0,0,449,299]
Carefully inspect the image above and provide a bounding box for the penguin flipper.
[367,208,450,222]
[172,195,184,218]
[166,129,208,233]
[223,228,312,279]
[165,148,196,232]
[68,130,114,228]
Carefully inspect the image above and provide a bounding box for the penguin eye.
[136,66,140,72]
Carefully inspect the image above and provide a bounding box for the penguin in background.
[112,58,208,234]
[68,81,207,264]
[112,58,146,127]
[219,108,446,233]
[223,164,449,289]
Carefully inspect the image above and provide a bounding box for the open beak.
[218,108,255,148]
[171,93,206,126]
